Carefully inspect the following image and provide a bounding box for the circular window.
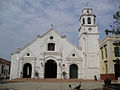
[72,54,75,57]
[88,28,92,31]
[27,53,30,56]
[63,64,65,66]
[50,36,53,40]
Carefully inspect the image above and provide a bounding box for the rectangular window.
[105,64,108,74]
[114,47,120,57]
[101,49,104,59]
[48,43,55,51]
[9,65,10,74]
[1,65,4,73]
[105,47,107,58]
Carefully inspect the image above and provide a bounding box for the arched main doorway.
[70,64,78,79]
[23,63,32,78]
[45,60,57,78]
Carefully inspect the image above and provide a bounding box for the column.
[31,60,35,78]
[57,62,62,79]
[19,59,23,78]
[40,60,44,79]
[78,61,82,79]
[107,41,113,73]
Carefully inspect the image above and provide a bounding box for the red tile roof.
[0,58,11,65]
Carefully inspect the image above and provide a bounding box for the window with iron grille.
[114,47,120,57]
[48,43,55,51]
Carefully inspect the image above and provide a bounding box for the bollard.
[104,78,111,86]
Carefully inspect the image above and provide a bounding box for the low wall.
[100,74,115,80]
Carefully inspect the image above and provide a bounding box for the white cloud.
[0,0,119,60]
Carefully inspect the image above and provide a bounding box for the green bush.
[34,71,39,79]
[62,71,67,79]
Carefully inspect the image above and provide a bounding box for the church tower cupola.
[79,8,96,26]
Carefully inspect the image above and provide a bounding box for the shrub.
[34,71,39,79]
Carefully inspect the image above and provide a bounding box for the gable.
[66,49,82,59]
[21,48,35,58]
[12,28,81,56]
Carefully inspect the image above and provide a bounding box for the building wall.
[99,36,120,80]
[0,59,10,79]
[10,30,83,79]
[10,7,100,80]
[79,8,100,80]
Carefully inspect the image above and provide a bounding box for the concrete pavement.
[0,81,104,90]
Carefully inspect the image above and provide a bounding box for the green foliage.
[62,71,67,76]
[34,71,39,78]
[105,7,120,35]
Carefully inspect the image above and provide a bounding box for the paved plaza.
[0,79,104,90]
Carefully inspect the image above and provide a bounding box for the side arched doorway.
[70,64,78,79]
[23,63,32,78]
[45,60,57,78]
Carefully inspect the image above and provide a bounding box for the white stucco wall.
[10,7,100,80]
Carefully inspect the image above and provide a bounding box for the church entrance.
[45,60,57,78]
[70,64,78,79]
[23,63,32,78]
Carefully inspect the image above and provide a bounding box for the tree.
[105,7,120,35]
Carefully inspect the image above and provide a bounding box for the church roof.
[40,28,63,38]
[12,28,80,55]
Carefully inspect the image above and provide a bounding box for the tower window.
[83,18,85,24]
[88,17,91,24]
[48,43,55,51]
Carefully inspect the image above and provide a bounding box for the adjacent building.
[0,58,11,79]
[99,36,120,80]
[10,7,100,80]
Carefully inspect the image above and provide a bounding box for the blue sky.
[0,0,119,60]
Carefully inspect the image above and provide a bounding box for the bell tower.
[79,8,100,79]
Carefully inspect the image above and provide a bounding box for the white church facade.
[10,8,100,80]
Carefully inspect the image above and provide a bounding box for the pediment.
[40,29,62,48]
[66,49,82,59]
[21,48,35,58]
